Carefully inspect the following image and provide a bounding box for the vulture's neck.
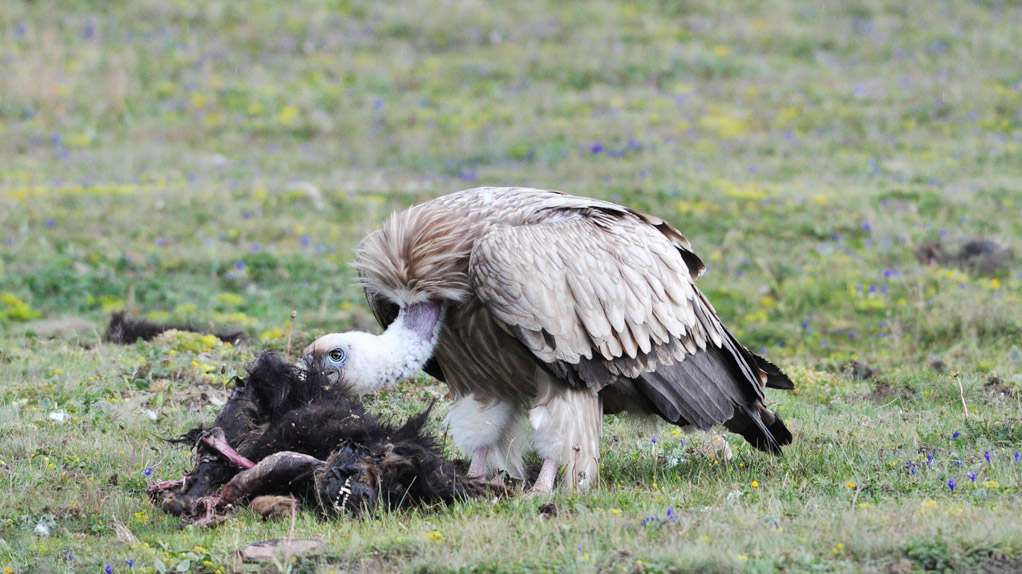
[368,302,444,389]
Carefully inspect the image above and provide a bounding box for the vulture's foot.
[526,458,559,496]
[199,427,256,469]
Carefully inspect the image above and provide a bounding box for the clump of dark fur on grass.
[148,351,490,526]
[105,310,246,345]
[915,239,1014,276]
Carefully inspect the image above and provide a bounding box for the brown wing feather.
[470,212,719,380]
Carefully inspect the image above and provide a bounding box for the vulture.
[304,187,794,493]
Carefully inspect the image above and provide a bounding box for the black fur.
[153,352,485,522]
[105,310,246,345]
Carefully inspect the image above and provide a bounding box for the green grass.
[2,0,1021,572]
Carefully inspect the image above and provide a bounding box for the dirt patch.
[862,381,916,403]
[981,376,1018,402]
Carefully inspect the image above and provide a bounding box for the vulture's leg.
[448,394,521,480]
[529,372,603,492]
[469,447,488,479]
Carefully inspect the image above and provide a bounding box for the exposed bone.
[200,427,256,470]
[146,478,186,498]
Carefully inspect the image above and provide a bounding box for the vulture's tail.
[723,404,793,455]
[621,338,794,455]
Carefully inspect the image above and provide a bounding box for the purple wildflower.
[1015,451,1020,463]
[45,219,56,227]
[143,467,152,477]
[952,432,960,439]
[679,438,685,447]
[651,437,657,444]
[666,507,676,522]
[862,221,872,233]
[984,451,990,463]
[954,460,963,467]
[234,260,245,271]
[968,471,976,482]
[106,565,113,574]
[926,452,933,465]
[590,143,604,154]
[947,477,955,492]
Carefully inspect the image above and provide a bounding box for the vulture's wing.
[469,207,792,452]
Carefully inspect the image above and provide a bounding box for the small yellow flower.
[847,482,856,488]
[833,543,845,555]
[738,554,749,562]
[610,508,622,516]
[278,105,300,125]
[425,530,443,542]
[751,481,759,488]
[652,482,657,488]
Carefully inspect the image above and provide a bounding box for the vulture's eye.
[327,348,346,365]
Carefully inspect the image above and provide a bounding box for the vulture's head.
[302,331,386,394]
[303,309,440,395]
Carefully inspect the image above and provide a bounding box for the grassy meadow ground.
[2,0,1022,571]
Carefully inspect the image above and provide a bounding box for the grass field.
[2,1,1021,572]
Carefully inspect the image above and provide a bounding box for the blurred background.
[2,1,1019,372]
[1,1,1021,570]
